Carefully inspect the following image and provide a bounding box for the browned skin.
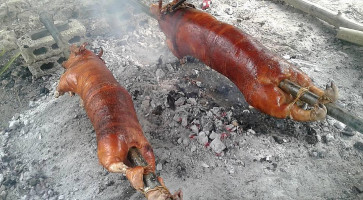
[151,1,334,121]
[56,44,155,192]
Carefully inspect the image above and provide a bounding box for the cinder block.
[17,19,86,77]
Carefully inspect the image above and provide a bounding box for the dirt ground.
[0,0,363,199]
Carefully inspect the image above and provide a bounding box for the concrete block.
[17,19,86,77]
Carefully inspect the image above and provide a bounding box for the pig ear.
[97,47,103,58]
[77,42,88,55]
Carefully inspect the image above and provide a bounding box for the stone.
[187,98,197,105]
[156,163,162,171]
[225,124,235,132]
[182,138,189,146]
[190,125,199,134]
[197,132,209,145]
[155,68,165,81]
[173,114,181,122]
[272,135,284,144]
[209,131,218,140]
[203,121,213,132]
[175,97,185,106]
[191,145,197,152]
[0,190,7,199]
[323,134,334,143]
[166,63,174,72]
[177,138,183,144]
[9,119,20,129]
[210,138,226,154]
[181,115,188,127]
[246,129,256,135]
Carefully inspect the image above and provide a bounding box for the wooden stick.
[336,27,363,46]
[281,0,363,31]
[279,80,363,134]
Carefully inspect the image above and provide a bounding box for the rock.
[190,125,199,134]
[156,163,162,171]
[214,119,223,130]
[175,97,185,106]
[155,68,165,81]
[166,63,174,72]
[9,119,20,129]
[353,142,363,152]
[29,100,36,108]
[0,190,7,199]
[283,55,291,59]
[225,124,236,132]
[182,138,189,146]
[187,98,197,105]
[177,138,183,144]
[23,119,29,126]
[322,134,334,143]
[173,114,181,122]
[0,173,3,184]
[209,131,218,140]
[197,132,208,145]
[191,145,197,152]
[202,121,213,132]
[272,135,284,144]
[334,122,345,130]
[211,107,220,115]
[210,138,226,154]
[58,195,65,200]
[12,113,20,120]
[246,129,256,135]
[181,115,188,127]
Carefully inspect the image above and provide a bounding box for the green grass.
[0,51,21,77]
[0,49,6,57]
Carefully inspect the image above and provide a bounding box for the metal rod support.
[128,148,162,190]
[279,80,363,133]
[172,0,187,10]
[39,11,70,58]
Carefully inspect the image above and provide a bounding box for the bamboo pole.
[336,27,363,46]
[281,0,363,31]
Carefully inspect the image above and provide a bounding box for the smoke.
[85,0,155,37]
